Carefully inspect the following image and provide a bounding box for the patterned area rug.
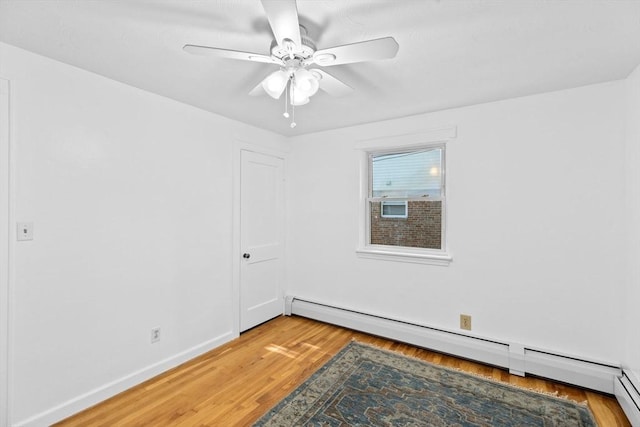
[254,341,597,426]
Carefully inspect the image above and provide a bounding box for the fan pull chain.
[283,78,290,118]
[290,75,296,128]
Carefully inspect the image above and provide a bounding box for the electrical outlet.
[460,314,472,331]
[150,327,161,343]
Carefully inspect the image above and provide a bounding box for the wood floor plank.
[55,315,630,426]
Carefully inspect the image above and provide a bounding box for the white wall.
[624,63,640,383]
[0,42,287,426]
[287,81,627,364]
[1,78,10,427]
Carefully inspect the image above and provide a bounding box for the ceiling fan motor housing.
[270,26,316,60]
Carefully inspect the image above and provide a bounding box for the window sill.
[356,247,452,266]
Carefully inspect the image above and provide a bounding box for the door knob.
[243,253,251,259]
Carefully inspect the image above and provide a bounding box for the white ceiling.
[1,0,640,136]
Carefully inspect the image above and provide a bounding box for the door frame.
[1,77,12,427]
[231,140,288,337]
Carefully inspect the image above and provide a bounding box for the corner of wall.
[623,61,640,380]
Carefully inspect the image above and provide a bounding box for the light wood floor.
[56,315,630,426]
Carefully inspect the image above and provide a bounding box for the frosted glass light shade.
[262,70,289,99]
[291,89,309,106]
[293,69,319,98]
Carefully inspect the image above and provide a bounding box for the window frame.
[356,129,455,266]
[380,200,408,219]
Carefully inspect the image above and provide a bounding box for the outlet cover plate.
[460,314,472,331]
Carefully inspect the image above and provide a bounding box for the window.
[381,201,408,218]
[358,142,451,265]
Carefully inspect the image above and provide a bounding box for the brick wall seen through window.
[370,200,442,249]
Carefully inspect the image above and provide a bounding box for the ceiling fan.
[183,0,399,128]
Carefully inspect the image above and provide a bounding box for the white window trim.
[356,127,455,266]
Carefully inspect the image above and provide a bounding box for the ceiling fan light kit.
[183,0,399,128]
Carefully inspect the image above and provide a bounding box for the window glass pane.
[372,148,442,198]
[370,200,442,249]
[381,202,407,217]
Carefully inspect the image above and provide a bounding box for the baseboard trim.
[287,297,620,394]
[615,371,640,426]
[14,331,236,427]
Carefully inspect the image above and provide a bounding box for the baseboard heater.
[615,371,640,425]
[285,297,620,395]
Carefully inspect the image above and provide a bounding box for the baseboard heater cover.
[524,349,620,394]
[286,297,620,394]
[615,371,640,426]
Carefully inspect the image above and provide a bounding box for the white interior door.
[240,150,284,332]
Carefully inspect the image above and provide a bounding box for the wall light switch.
[17,222,34,241]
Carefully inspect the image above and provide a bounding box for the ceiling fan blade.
[249,81,266,97]
[310,69,353,97]
[312,37,399,66]
[261,0,302,49]
[183,44,283,65]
